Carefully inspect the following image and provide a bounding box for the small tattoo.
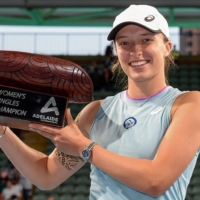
[55,148,82,170]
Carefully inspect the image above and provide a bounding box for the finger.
[65,108,74,125]
[29,123,58,134]
[29,126,55,140]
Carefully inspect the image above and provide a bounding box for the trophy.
[0,50,93,130]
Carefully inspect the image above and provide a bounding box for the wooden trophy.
[0,50,93,130]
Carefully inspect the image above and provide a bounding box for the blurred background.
[0,1,200,200]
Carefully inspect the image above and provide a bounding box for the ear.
[164,41,173,57]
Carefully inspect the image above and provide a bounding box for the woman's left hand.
[28,108,91,157]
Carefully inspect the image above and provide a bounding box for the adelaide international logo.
[40,97,59,116]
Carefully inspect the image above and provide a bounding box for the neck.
[127,79,167,99]
[126,85,168,100]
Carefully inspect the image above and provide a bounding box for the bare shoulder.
[171,91,200,118]
[175,91,200,105]
[75,100,103,136]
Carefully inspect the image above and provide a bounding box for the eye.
[120,41,129,46]
[143,38,151,43]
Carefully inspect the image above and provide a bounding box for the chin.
[129,76,147,83]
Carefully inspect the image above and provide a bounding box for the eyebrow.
[141,32,157,37]
[116,36,128,41]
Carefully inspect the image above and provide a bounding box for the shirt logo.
[150,106,163,115]
[40,97,59,116]
[144,15,155,22]
[124,117,137,129]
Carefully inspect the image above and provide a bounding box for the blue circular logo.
[123,117,137,129]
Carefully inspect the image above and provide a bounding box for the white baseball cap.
[107,5,169,41]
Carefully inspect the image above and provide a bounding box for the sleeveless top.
[89,86,199,200]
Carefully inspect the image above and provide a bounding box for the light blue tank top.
[89,86,199,200]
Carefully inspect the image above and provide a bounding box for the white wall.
[0,26,180,56]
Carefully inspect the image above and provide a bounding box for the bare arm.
[0,111,88,190]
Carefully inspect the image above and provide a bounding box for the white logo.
[144,15,155,22]
[40,97,59,116]
[150,106,163,115]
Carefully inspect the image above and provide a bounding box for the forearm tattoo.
[55,111,83,170]
[55,148,82,170]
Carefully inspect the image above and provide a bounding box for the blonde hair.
[111,34,178,90]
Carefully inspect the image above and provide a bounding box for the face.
[47,197,54,200]
[6,180,12,188]
[114,25,172,84]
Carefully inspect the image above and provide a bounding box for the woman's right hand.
[29,109,91,158]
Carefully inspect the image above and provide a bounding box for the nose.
[129,44,142,56]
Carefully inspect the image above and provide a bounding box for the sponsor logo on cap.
[144,15,155,22]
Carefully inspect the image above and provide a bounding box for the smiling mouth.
[130,60,148,67]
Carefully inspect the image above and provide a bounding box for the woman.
[0,4,200,200]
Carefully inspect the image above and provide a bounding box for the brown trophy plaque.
[0,50,93,130]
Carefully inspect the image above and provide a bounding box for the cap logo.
[144,15,155,22]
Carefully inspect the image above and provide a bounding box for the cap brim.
[107,22,161,41]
